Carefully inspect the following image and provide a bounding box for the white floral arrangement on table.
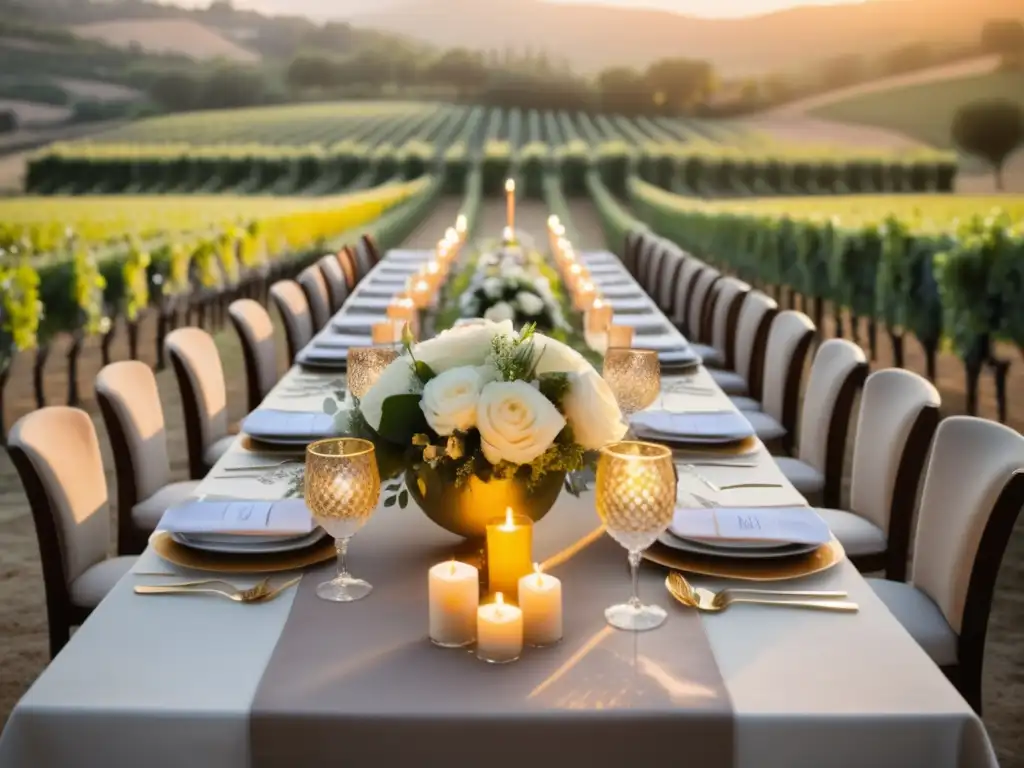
[347,319,627,505]
[459,246,569,332]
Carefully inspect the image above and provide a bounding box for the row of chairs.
[6,236,382,658]
[625,229,1024,713]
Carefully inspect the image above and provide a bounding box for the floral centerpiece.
[341,319,627,538]
[458,245,569,332]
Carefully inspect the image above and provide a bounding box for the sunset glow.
[546,0,865,18]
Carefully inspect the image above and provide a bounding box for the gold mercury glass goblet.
[305,438,381,602]
[602,348,661,418]
[347,347,399,400]
[595,441,677,631]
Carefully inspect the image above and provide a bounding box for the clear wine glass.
[595,441,677,631]
[305,437,380,602]
[602,348,661,417]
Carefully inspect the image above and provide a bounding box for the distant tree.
[425,49,489,98]
[597,66,653,115]
[200,65,266,109]
[286,54,340,90]
[643,58,714,112]
[881,43,933,77]
[952,99,1024,190]
[148,71,202,112]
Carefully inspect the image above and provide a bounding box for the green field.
[810,70,1024,152]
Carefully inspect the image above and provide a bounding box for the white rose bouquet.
[346,319,627,508]
[460,273,568,332]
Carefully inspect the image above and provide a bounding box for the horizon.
[173,0,869,19]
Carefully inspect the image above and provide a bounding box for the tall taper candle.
[505,178,516,233]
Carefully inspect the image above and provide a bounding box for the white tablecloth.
[0,249,995,768]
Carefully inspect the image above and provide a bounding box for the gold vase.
[406,465,565,539]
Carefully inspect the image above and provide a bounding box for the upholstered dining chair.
[623,229,646,275]
[736,311,817,453]
[633,235,661,282]
[774,338,868,506]
[317,254,349,313]
[684,266,721,346]
[360,233,381,267]
[868,416,1024,714]
[654,246,685,314]
[95,361,202,555]
[709,290,778,400]
[165,327,234,480]
[669,257,705,331]
[352,239,375,279]
[639,242,668,299]
[228,299,279,412]
[812,369,940,578]
[8,407,137,657]
[336,247,359,291]
[269,280,314,363]
[693,276,749,372]
[297,265,331,332]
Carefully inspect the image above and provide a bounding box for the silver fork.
[681,467,782,493]
[222,459,302,473]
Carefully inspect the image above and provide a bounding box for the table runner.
[250,494,734,767]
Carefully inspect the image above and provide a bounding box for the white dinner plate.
[656,531,818,560]
[172,528,327,554]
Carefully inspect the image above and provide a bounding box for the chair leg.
[49,619,70,660]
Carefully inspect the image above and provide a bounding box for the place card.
[670,506,831,545]
[158,499,314,536]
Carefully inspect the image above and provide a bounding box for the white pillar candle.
[518,563,563,647]
[428,559,479,648]
[476,593,523,664]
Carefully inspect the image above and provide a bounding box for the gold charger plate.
[239,435,310,456]
[643,536,845,582]
[151,531,334,573]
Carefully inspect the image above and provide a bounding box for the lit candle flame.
[495,591,505,617]
[547,215,559,227]
[500,507,516,531]
[505,179,515,193]
[534,562,544,587]
[455,214,467,233]
[450,557,457,576]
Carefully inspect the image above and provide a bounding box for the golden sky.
[546,0,864,17]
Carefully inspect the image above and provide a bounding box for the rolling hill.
[232,0,1020,75]
[72,19,260,63]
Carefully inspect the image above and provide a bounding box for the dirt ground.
[0,199,1021,766]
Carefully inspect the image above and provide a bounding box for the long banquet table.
[0,247,996,768]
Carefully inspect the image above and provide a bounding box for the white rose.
[477,381,566,465]
[563,369,628,450]
[359,356,417,432]
[415,318,513,373]
[484,301,516,324]
[531,332,594,375]
[515,291,545,316]
[482,277,503,299]
[420,366,483,436]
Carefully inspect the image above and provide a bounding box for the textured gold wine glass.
[595,441,677,631]
[305,438,380,602]
[602,349,661,417]
[347,347,399,400]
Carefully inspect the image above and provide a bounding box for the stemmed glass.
[595,441,677,631]
[305,438,381,602]
[602,349,661,417]
[347,346,399,400]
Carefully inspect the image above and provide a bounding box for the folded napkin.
[386,250,431,263]
[669,506,831,545]
[242,409,336,440]
[582,253,621,266]
[608,314,669,332]
[588,264,627,275]
[345,297,392,311]
[332,318,376,334]
[354,288,401,300]
[635,334,689,352]
[297,347,348,367]
[159,498,314,536]
[366,276,409,288]
[598,285,645,299]
[608,297,654,312]
[314,333,372,349]
[631,410,754,442]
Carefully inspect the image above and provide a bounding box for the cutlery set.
[665,572,858,614]
[134,575,301,603]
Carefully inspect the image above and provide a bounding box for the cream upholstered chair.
[669,257,705,330]
[684,266,720,345]
[353,239,375,279]
[317,254,349,313]
[640,243,668,299]
[297,265,331,331]
[337,247,359,291]
[623,229,646,275]
[270,280,314,363]
[868,416,1024,714]
[96,361,202,555]
[8,407,137,657]
[710,290,778,399]
[165,327,234,480]
[692,277,749,372]
[360,233,381,267]
[228,299,279,412]
[734,311,817,451]
[632,235,660,281]
[775,339,868,506]
[655,247,685,314]
[813,369,940,578]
